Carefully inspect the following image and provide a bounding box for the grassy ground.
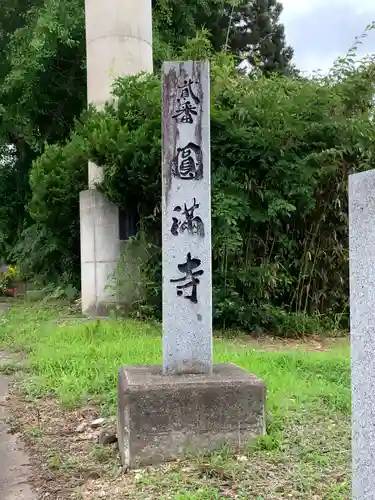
[0,301,350,499]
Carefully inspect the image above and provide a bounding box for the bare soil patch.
[221,333,348,352]
[4,390,121,499]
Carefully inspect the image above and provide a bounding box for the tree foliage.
[0,0,295,269]
[13,127,88,285]
[228,0,294,73]
[0,0,87,265]
[0,0,86,147]
[0,0,293,153]
[154,0,294,73]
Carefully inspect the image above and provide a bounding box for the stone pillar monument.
[162,61,213,376]
[349,170,375,499]
[80,0,153,315]
[117,61,266,468]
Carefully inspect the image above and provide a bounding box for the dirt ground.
[0,370,37,499]
[219,333,348,352]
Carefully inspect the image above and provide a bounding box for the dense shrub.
[13,128,88,286]
[26,46,375,332]
[0,265,18,296]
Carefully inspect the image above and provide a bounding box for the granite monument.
[349,169,375,500]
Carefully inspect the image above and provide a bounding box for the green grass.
[0,301,351,499]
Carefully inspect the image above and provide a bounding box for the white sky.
[281,0,375,74]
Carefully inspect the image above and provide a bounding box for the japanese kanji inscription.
[162,61,212,375]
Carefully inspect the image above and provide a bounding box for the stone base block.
[117,363,266,468]
[80,189,120,317]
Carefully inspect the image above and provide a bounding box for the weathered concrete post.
[80,0,153,316]
[162,61,213,375]
[349,169,375,499]
[117,61,266,468]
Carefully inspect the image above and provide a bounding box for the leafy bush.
[25,36,375,333]
[13,128,88,286]
[0,265,18,296]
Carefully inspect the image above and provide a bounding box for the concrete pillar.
[80,190,120,316]
[80,0,153,315]
[349,169,375,499]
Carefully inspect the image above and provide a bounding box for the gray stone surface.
[349,169,375,500]
[162,61,212,375]
[80,189,120,316]
[0,352,36,500]
[117,363,266,468]
[80,0,153,315]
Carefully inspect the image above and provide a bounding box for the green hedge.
[25,52,375,333]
